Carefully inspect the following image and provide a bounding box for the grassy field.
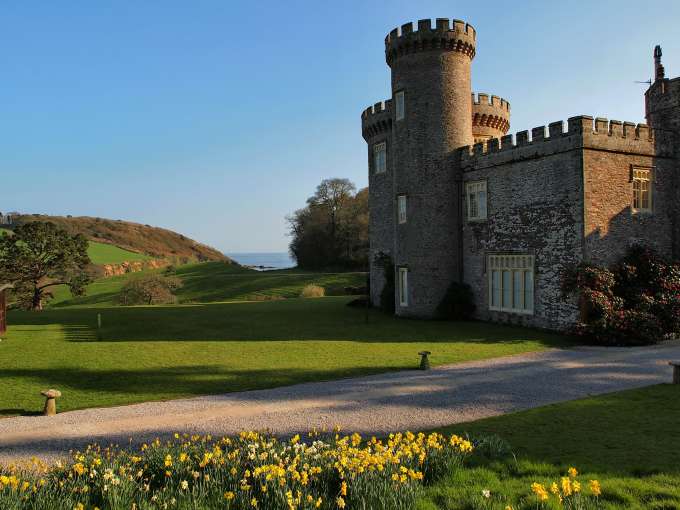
[418,384,680,509]
[2,227,149,265]
[0,297,570,415]
[86,240,150,264]
[49,261,367,307]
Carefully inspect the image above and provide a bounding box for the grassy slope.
[3,227,150,265]
[419,385,680,509]
[0,297,570,415]
[87,240,150,265]
[49,262,367,307]
[13,215,228,262]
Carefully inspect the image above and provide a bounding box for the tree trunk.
[32,288,43,311]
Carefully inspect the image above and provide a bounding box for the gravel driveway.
[1,344,678,464]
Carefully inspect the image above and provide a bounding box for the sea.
[226,252,296,271]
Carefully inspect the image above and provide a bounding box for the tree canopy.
[287,178,368,270]
[0,222,91,310]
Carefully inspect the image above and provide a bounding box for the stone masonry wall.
[362,101,394,307]
[459,121,585,330]
[581,119,674,265]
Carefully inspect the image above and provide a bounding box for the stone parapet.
[361,100,392,141]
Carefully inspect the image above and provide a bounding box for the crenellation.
[623,122,636,138]
[361,99,393,141]
[500,133,514,149]
[548,121,565,138]
[516,130,529,146]
[385,18,476,65]
[487,138,500,152]
[532,126,546,141]
[609,120,623,136]
[594,117,608,133]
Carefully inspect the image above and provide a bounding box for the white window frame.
[397,194,407,224]
[466,180,487,221]
[632,167,652,213]
[488,254,534,314]
[398,267,408,307]
[395,91,405,121]
[373,142,387,174]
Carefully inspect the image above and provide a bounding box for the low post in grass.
[670,361,680,384]
[418,351,431,370]
[40,389,61,416]
[97,313,102,340]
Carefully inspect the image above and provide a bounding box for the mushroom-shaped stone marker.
[670,361,680,385]
[418,351,432,371]
[40,389,61,416]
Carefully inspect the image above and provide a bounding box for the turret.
[472,93,511,144]
[645,45,680,154]
[386,18,476,317]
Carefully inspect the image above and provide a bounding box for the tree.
[0,222,91,310]
[287,178,368,269]
[119,274,183,305]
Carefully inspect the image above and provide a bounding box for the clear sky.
[1,0,679,253]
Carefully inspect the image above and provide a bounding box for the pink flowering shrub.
[562,245,680,345]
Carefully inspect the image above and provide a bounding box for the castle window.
[632,167,652,213]
[488,254,534,314]
[397,194,407,224]
[466,181,487,220]
[395,91,405,121]
[373,142,387,174]
[398,267,408,307]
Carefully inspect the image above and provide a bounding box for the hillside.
[11,215,230,263]
[49,262,366,307]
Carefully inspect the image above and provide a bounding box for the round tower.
[472,93,510,144]
[386,18,476,317]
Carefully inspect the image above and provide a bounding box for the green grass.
[418,384,680,509]
[86,240,150,265]
[49,261,367,307]
[0,297,570,415]
[2,227,149,265]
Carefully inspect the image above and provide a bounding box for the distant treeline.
[288,178,368,270]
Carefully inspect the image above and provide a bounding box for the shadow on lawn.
[0,364,399,416]
[8,299,573,346]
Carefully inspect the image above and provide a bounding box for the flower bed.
[0,430,473,510]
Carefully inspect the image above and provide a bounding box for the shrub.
[436,282,476,320]
[119,274,183,305]
[300,284,325,298]
[562,244,680,345]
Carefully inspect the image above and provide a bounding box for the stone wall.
[362,101,394,307]
[459,122,585,330]
[581,119,675,265]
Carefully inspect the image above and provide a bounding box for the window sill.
[489,307,534,316]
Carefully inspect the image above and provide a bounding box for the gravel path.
[1,344,678,464]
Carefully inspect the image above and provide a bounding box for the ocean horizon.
[226,252,296,270]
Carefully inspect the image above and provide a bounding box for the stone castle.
[361,18,680,330]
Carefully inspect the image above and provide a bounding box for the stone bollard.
[40,389,62,416]
[418,351,432,370]
[670,362,680,385]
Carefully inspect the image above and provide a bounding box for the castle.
[361,18,680,330]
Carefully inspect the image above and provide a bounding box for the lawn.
[49,261,368,307]
[0,297,570,415]
[419,384,680,509]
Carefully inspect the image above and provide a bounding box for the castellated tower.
[472,93,511,144]
[365,18,478,317]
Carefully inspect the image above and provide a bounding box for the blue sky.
[1,1,678,252]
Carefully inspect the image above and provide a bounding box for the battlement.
[472,93,509,112]
[472,92,511,139]
[460,116,656,168]
[361,99,393,141]
[385,18,476,66]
